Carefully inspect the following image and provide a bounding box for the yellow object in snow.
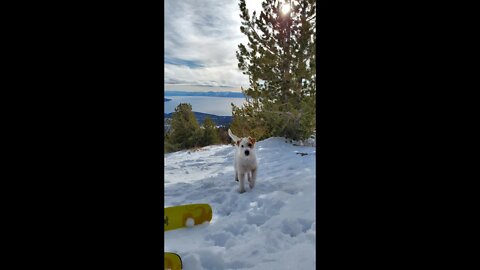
[164,252,182,270]
[164,204,212,232]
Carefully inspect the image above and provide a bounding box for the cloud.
[164,63,248,87]
[164,0,264,90]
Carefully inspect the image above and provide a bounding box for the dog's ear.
[248,137,256,145]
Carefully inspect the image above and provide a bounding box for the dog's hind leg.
[249,168,257,189]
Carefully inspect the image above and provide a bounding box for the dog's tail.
[228,129,240,142]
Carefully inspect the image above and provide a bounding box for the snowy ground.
[164,137,316,270]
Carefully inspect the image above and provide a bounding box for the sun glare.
[281,4,290,15]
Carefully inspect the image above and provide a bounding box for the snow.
[165,137,316,270]
[186,218,195,228]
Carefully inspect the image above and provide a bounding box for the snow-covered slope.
[164,137,316,270]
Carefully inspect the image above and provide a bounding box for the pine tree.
[168,103,202,149]
[201,117,220,146]
[235,0,316,141]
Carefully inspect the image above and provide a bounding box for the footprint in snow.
[280,218,314,237]
[196,250,225,270]
[205,232,231,246]
[212,193,226,204]
[224,261,254,269]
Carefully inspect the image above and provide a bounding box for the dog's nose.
[245,150,250,156]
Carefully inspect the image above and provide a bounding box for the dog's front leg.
[234,161,239,182]
[249,168,257,189]
[238,171,246,193]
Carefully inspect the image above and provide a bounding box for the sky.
[164,0,264,92]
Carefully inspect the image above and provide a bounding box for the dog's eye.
[248,143,252,147]
[241,145,244,148]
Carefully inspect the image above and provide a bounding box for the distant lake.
[164,96,246,116]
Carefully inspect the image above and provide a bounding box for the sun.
[281,4,290,15]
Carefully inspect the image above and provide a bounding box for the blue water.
[164,96,246,116]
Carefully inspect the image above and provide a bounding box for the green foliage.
[201,117,221,146]
[164,104,230,153]
[231,102,270,140]
[164,139,179,153]
[217,126,232,145]
[235,0,316,141]
[167,103,203,150]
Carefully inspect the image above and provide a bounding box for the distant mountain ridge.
[164,111,232,127]
[165,91,246,98]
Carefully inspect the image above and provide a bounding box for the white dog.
[228,129,258,193]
